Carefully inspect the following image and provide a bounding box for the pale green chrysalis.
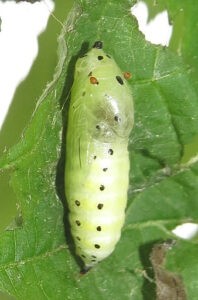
[65,41,134,271]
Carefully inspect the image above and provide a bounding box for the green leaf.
[1,0,198,299]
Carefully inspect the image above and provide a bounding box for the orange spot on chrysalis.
[123,71,132,80]
[90,76,99,85]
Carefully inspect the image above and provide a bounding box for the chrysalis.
[65,41,134,271]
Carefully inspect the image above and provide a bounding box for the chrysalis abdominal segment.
[65,41,134,270]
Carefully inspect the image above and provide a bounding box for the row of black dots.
[75,203,104,226]
[88,70,125,87]
[95,114,121,130]
[91,254,97,263]
[92,146,114,173]
[74,200,104,209]
[93,147,114,157]
[80,254,98,263]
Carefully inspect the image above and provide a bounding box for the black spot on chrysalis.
[114,115,121,122]
[97,203,104,209]
[116,75,124,85]
[108,149,113,155]
[93,41,103,49]
[75,200,80,206]
[95,244,100,249]
[76,220,81,226]
[97,226,102,231]
[99,185,105,191]
[103,168,108,172]
[98,55,103,60]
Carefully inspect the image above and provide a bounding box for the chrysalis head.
[93,41,103,49]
